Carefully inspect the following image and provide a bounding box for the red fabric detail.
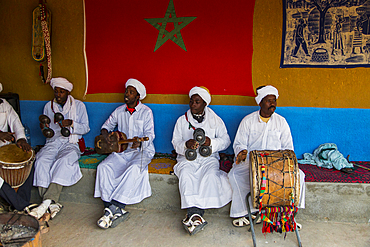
[299,162,370,183]
[85,0,255,96]
[126,107,135,114]
[78,137,86,153]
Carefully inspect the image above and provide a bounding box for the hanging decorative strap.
[185,112,196,130]
[39,1,52,84]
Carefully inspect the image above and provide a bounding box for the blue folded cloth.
[298,143,353,170]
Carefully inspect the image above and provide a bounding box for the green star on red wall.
[145,0,196,52]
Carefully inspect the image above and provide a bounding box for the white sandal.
[24,204,39,215]
[49,203,63,219]
[232,214,260,227]
[28,202,49,219]
[111,209,129,228]
[232,216,251,227]
[182,215,192,227]
[185,214,208,236]
[97,208,113,229]
[296,222,302,230]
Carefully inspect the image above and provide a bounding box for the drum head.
[0,144,33,163]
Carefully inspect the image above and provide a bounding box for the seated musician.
[94,78,155,229]
[0,83,33,212]
[29,78,90,219]
[171,86,232,235]
[228,85,306,227]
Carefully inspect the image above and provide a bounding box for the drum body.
[249,150,300,209]
[94,131,128,154]
[0,144,35,188]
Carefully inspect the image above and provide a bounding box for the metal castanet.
[199,145,212,157]
[54,113,70,137]
[193,128,206,145]
[94,131,149,154]
[39,114,54,138]
[185,148,197,161]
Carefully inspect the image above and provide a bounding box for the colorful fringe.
[259,153,298,234]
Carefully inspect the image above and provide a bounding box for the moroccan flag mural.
[84,0,255,96]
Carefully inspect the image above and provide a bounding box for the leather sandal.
[111,209,129,228]
[97,208,113,229]
[185,214,208,236]
[232,214,259,227]
[49,203,63,219]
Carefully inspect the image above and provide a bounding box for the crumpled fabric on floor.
[298,143,353,170]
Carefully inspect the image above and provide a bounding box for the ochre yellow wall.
[0,0,369,108]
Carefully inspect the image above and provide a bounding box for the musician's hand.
[131,136,141,149]
[16,138,32,152]
[203,136,211,146]
[186,139,199,150]
[39,122,50,130]
[235,150,248,164]
[100,129,110,142]
[0,132,15,142]
[61,119,73,127]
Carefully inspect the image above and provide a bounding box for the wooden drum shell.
[0,144,35,188]
[249,150,300,209]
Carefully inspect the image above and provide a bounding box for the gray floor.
[39,202,370,247]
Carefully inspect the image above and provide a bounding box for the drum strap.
[185,112,196,130]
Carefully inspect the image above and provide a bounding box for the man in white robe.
[0,83,33,212]
[172,86,232,235]
[94,78,155,229]
[229,85,306,228]
[30,78,90,219]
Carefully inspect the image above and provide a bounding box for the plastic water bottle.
[24,124,31,146]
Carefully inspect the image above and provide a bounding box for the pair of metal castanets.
[39,113,70,138]
[185,128,212,161]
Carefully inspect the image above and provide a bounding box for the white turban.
[255,85,279,105]
[125,78,146,100]
[50,77,73,92]
[189,86,211,105]
[0,83,2,93]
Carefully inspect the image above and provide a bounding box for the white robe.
[229,111,306,218]
[0,99,27,187]
[94,102,155,205]
[0,99,26,146]
[33,98,90,188]
[172,107,232,209]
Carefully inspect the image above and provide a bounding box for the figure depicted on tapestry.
[281,0,370,67]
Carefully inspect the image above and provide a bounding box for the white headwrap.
[125,78,146,100]
[0,83,3,93]
[50,77,73,92]
[189,86,211,105]
[255,85,279,105]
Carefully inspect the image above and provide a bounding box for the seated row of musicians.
[0,78,305,236]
